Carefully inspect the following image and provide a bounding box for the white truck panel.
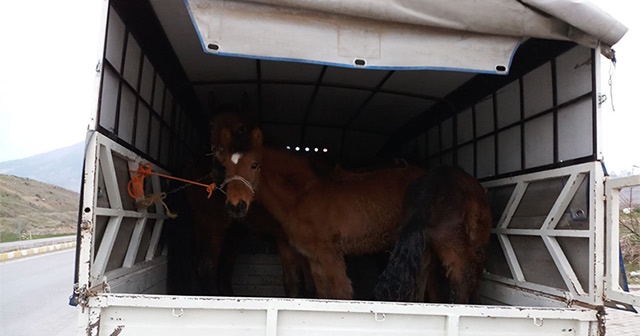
[89,295,598,336]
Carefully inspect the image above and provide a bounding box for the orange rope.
[127,163,153,199]
[127,162,217,199]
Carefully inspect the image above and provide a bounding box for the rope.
[127,162,218,218]
[128,163,217,199]
[608,50,617,112]
[135,193,178,219]
[127,163,153,199]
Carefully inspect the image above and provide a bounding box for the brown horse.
[183,153,315,297]
[374,166,492,304]
[182,100,313,297]
[217,127,424,299]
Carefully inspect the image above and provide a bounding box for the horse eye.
[251,162,259,169]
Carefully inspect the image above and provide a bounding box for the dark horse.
[374,166,492,304]
[217,127,424,299]
[183,104,313,297]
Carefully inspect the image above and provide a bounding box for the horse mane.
[261,145,402,187]
[261,146,323,188]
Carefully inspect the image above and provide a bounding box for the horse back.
[406,166,491,244]
[324,166,424,253]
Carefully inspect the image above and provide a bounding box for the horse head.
[217,127,264,219]
[208,92,257,178]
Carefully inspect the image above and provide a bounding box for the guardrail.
[0,235,76,261]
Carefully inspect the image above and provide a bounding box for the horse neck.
[256,146,320,210]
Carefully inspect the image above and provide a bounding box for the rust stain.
[88,317,100,335]
[110,325,125,336]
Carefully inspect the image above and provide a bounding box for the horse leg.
[217,222,247,296]
[276,240,304,297]
[290,248,316,298]
[433,213,491,304]
[196,226,227,295]
[300,256,316,297]
[307,258,330,298]
[433,240,477,304]
[308,248,353,299]
[374,203,428,302]
[424,256,450,303]
[196,255,217,295]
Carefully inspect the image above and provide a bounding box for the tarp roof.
[186,0,627,73]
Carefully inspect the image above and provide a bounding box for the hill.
[0,142,84,192]
[0,174,79,242]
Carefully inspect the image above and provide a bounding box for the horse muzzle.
[225,199,248,219]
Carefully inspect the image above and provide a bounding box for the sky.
[0,0,102,164]
[0,0,637,173]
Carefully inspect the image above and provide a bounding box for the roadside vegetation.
[621,208,640,285]
[0,174,78,243]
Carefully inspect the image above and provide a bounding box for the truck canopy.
[75,1,639,335]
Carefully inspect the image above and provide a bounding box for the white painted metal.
[78,131,173,334]
[539,171,588,294]
[605,174,640,307]
[80,132,172,289]
[123,217,147,268]
[93,208,166,219]
[86,294,598,336]
[146,175,166,261]
[481,162,605,306]
[496,181,528,229]
[542,236,586,296]
[91,215,124,280]
[494,181,528,282]
[492,229,590,238]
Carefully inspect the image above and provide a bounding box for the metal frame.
[423,46,598,180]
[480,162,605,306]
[98,4,206,172]
[605,174,640,307]
[78,131,170,295]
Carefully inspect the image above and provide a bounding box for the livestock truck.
[72,0,639,334]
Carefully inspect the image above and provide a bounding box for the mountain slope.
[0,142,84,192]
[0,174,79,242]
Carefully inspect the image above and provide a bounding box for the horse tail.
[374,177,429,302]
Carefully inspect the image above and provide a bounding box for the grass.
[0,232,75,243]
[620,209,640,285]
[0,174,79,244]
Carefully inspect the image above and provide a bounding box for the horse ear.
[251,128,263,148]
[220,128,232,150]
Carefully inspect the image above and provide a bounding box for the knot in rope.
[128,163,153,199]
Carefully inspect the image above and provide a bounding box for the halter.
[221,175,257,195]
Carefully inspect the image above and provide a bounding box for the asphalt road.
[0,249,79,336]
